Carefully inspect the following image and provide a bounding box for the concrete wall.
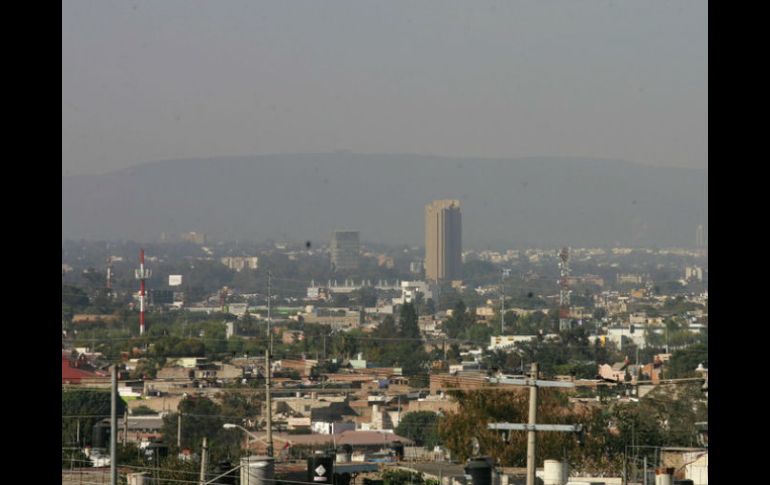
[127,395,184,413]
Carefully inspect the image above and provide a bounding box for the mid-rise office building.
[425,199,462,282]
[331,231,360,271]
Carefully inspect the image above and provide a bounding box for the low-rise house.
[660,447,708,484]
[157,367,194,380]
[287,417,312,431]
[157,361,243,383]
[488,335,538,351]
[302,313,361,329]
[245,430,413,455]
[429,372,529,395]
[606,326,646,349]
[282,330,305,344]
[62,351,110,387]
[194,363,242,380]
[311,421,356,435]
[475,306,496,321]
[274,396,347,417]
[418,316,438,333]
[598,362,638,382]
[117,416,165,444]
[407,395,459,414]
[276,359,318,378]
[629,312,664,326]
[127,396,184,414]
[71,314,119,324]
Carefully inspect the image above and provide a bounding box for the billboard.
[169,275,183,286]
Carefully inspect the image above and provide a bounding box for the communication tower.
[106,257,114,296]
[558,247,571,332]
[134,249,152,335]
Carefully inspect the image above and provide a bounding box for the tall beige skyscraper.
[425,199,462,282]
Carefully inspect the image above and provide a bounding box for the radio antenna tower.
[134,249,152,335]
[106,257,113,295]
[558,247,571,332]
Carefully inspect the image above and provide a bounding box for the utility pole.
[199,437,208,485]
[178,413,182,448]
[263,269,275,458]
[501,269,510,334]
[486,364,581,485]
[110,365,117,485]
[123,409,128,445]
[397,394,402,426]
[265,348,274,458]
[267,270,273,354]
[526,362,538,485]
[443,338,447,363]
[622,448,627,485]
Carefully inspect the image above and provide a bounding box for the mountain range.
[62,153,707,248]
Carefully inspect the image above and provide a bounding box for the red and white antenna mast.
[135,249,152,335]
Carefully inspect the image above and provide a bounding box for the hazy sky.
[62,1,707,175]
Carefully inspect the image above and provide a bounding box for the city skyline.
[62,154,706,248]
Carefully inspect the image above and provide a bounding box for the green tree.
[395,303,429,375]
[665,343,707,378]
[439,389,583,467]
[395,411,441,448]
[62,390,127,447]
[465,323,494,345]
[376,315,398,338]
[399,303,421,339]
[161,396,241,462]
[383,469,426,485]
[424,298,436,316]
[131,405,159,416]
[442,301,473,339]
[62,284,90,321]
[331,331,362,360]
[116,442,146,467]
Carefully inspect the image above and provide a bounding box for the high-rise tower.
[425,199,462,282]
[331,231,360,271]
[695,224,705,249]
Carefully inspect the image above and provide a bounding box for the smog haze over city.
[62,3,707,483]
[63,1,707,249]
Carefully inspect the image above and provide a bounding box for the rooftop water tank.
[241,455,274,485]
[544,459,568,485]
